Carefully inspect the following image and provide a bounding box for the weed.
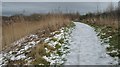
[31,56,49,65]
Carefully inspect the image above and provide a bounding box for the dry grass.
[80,9,120,59]
[86,17,118,29]
[0,16,2,51]
[81,7,119,29]
[2,14,71,50]
[81,13,119,29]
[29,43,55,65]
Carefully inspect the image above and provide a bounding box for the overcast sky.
[1,0,120,2]
[1,0,119,16]
[2,2,118,16]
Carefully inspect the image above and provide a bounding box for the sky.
[1,0,119,16]
[2,2,118,16]
[1,0,120,2]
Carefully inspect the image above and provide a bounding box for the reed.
[2,13,71,49]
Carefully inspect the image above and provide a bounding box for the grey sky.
[1,0,120,2]
[2,2,118,16]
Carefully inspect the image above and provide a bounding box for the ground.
[0,22,118,66]
[65,22,118,65]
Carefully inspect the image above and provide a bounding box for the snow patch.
[65,22,118,65]
[43,27,73,65]
[0,34,41,65]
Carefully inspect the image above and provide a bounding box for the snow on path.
[65,22,118,65]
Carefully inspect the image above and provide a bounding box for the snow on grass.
[94,25,119,63]
[0,34,41,65]
[43,27,73,65]
[2,21,117,65]
[11,54,26,61]
[0,54,3,67]
[65,22,118,65]
[0,22,75,65]
[96,29,111,48]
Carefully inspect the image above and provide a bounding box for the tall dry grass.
[81,3,119,29]
[81,8,119,29]
[85,16,118,29]
[2,14,71,50]
[0,16,2,51]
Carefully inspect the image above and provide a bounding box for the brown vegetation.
[2,13,72,50]
[81,11,119,29]
[29,43,55,64]
[80,3,120,59]
[0,16,2,51]
[80,3,119,29]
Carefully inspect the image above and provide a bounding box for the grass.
[31,56,49,65]
[28,43,54,65]
[7,59,27,65]
[100,27,119,58]
[80,10,119,58]
[0,25,2,51]
[2,13,71,50]
[1,13,76,65]
[59,38,64,44]
[26,22,74,65]
[0,16,2,51]
[82,20,120,59]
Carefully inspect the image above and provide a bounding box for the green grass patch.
[82,21,120,59]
